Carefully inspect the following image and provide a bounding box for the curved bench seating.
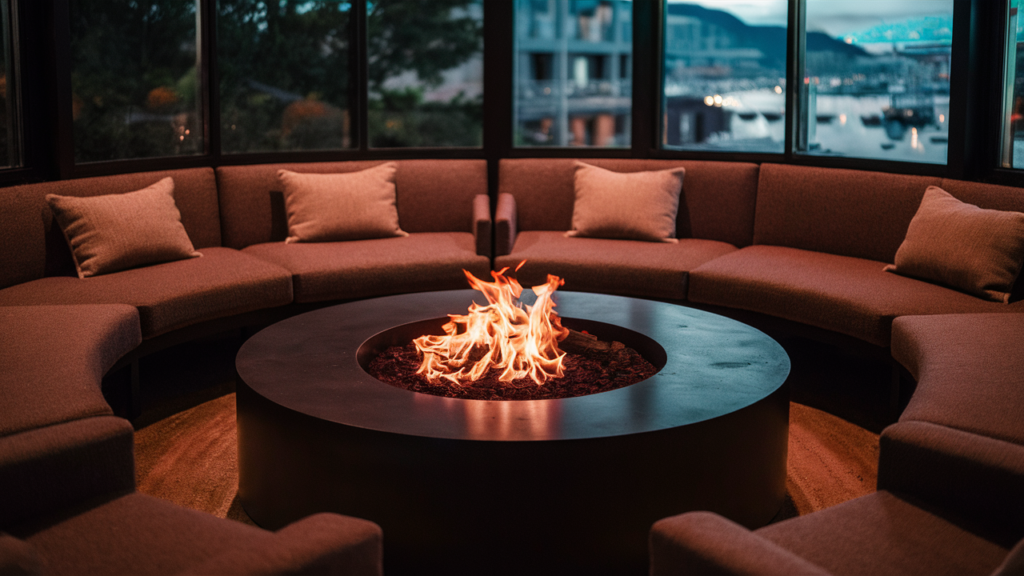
[0,305,382,575]
[649,312,1024,575]
[3,157,1024,575]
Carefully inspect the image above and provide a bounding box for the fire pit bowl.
[236,290,790,576]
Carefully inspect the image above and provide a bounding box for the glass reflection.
[662,0,787,153]
[800,0,953,164]
[515,0,633,147]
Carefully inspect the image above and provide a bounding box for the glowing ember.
[413,262,569,386]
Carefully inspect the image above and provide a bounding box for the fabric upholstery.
[242,233,490,303]
[473,194,491,257]
[495,231,736,300]
[568,161,684,242]
[0,168,220,291]
[47,177,201,278]
[0,417,135,532]
[879,421,1024,545]
[885,187,1024,302]
[178,513,382,576]
[278,164,407,243]
[650,511,831,576]
[753,163,943,263]
[0,533,45,576]
[0,305,140,437]
[18,493,380,576]
[498,158,758,247]
[891,314,1024,445]
[0,248,292,338]
[495,193,518,257]
[756,491,1008,576]
[688,246,1024,346]
[217,160,487,249]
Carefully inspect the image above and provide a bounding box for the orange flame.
[413,263,569,386]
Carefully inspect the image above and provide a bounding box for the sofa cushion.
[885,187,1024,303]
[892,314,1024,445]
[0,248,292,338]
[46,177,201,278]
[279,163,408,244]
[217,160,487,249]
[688,246,1024,346]
[16,493,381,576]
[0,305,140,437]
[753,163,943,263]
[242,233,490,303]
[568,161,684,243]
[757,491,1008,576]
[498,159,758,248]
[0,168,220,291]
[495,231,736,300]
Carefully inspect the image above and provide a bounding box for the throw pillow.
[885,186,1024,303]
[567,161,684,243]
[46,177,201,279]
[278,162,408,243]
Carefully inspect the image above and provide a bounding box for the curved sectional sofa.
[1,158,1023,574]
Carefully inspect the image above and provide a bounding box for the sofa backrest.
[0,168,221,290]
[756,164,1024,263]
[216,159,488,249]
[498,159,759,248]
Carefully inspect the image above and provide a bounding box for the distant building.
[515,0,632,146]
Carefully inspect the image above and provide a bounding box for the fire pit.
[236,290,790,576]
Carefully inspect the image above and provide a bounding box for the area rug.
[134,395,879,526]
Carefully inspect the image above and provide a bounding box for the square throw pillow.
[46,177,201,279]
[567,161,684,243]
[885,185,1024,303]
[278,162,408,243]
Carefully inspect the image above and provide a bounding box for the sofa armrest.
[473,193,492,258]
[650,512,832,576]
[177,513,382,576]
[0,416,135,531]
[0,533,45,575]
[879,420,1024,541]
[495,193,517,257]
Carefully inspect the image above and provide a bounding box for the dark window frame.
[1,0,1023,188]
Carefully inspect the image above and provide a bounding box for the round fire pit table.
[236,290,790,576]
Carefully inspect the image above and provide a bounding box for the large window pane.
[1002,1,1024,168]
[70,0,202,162]
[367,0,483,148]
[662,1,787,153]
[514,0,632,148]
[218,0,352,153]
[799,0,953,164]
[0,0,18,168]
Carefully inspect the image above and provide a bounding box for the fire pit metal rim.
[237,290,791,442]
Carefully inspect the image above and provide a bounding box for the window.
[798,0,953,164]
[0,0,18,168]
[661,0,787,153]
[70,0,203,162]
[1003,1,1024,169]
[514,0,632,148]
[366,0,483,148]
[218,0,353,153]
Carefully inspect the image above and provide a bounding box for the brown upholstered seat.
[651,492,1012,576]
[243,233,490,303]
[0,305,141,437]
[495,231,736,300]
[891,314,1024,445]
[0,248,293,338]
[688,246,1024,347]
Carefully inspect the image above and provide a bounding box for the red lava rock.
[367,343,658,401]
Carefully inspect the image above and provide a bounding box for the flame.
[413,262,569,386]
